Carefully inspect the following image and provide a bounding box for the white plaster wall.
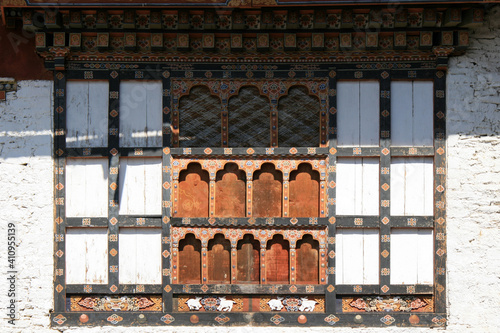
[1,7,500,333]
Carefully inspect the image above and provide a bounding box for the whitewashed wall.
[0,6,500,332]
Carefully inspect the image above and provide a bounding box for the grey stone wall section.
[0,6,499,333]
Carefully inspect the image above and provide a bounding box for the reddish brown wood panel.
[253,164,282,217]
[265,234,289,284]
[296,234,319,284]
[215,163,246,217]
[236,234,260,284]
[178,234,201,284]
[176,163,209,217]
[289,163,320,217]
[207,234,231,284]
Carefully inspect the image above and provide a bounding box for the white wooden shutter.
[66,81,109,147]
[119,80,162,147]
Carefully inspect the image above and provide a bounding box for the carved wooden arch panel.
[215,163,246,217]
[171,158,328,218]
[207,233,231,283]
[171,227,327,285]
[265,234,290,284]
[178,233,201,284]
[178,85,221,147]
[252,163,283,217]
[278,85,321,147]
[175,162,209,217]
[236,234,260,284]
[170,79,328,148]
[296,234,320,284]
[289,162,320,217]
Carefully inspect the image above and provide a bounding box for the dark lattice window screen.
[228,86,270,147]
[179,86,221,147]
[278,86,320,147]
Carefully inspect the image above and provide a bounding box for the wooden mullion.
[390,284,434,294]
[391,147,434,156]
[66,284,113,294]
[168,147,330,156]
[434,70,447,313]
[119,148,163,156]
[335,284,380,295]
[390,216,434,228]
[379,72,391,295]
[335,216,379,228]
[169,284,326,294]
[66,217,108,227]
[108,73,120,294]
[118,217,162,227]
[162,75,173,312]
[326,69,336,313]
[54,71,66,313]
[335,147,380,157]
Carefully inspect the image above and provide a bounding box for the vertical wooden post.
[260,242,266,284]
[209,180,215,217]
[282,176,289,217]
[379,70,391,296]
[201,241,208,284]
[289,244,296,284]
[231,244,237,284]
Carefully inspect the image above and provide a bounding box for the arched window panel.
[215,163,246,217]
[179,86,221,147]
[289,163,320,217]
[228,86,270,147]
[236,234,260,284]
[337,81,380,147]
[178,234,201,284]
[278,86,320,147]
[252,163,283,217]
[207,234,231,284]
[66,81,108,148]
[296,234,319,284]
[119,80,162,147]
[265,234,289,284]
[175,163,209,217]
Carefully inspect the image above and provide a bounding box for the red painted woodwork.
[215,163,246,217]
[296,234,319,284]
[0,25,51,80]
[289,163,320,217]
[178,234,201,284]
[265,234,289,284]
[207,234,231,283]
[176,163,209,217]
[236,234,260,284]
[253,163,282,217]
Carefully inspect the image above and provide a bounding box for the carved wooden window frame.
[53,63,446,327]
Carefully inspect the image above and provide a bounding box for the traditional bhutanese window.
[53,59,446,328]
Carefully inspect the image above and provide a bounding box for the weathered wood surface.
[178,234,201,284]
[265,235,289,284]
[66,158,108,217]
[336,158,379,215]
[207,234,231,283]
[336,229,379,284]
[66,81,109,148]
[118,228,162,284]
[236,235,260,283]
[119,158,162,216]
[391,81,433,146]
[119,80,162,147]
[176,163,209,217]
[337,81,379,147]
[391,157,433,216]
[252,164,282,217]
[66,228,108,284]
[289,164,320,217]
[390,229,433,284]
[215,163,246,217]
[296,235,319,284]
